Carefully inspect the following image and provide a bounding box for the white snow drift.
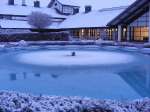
[17,51,134,66]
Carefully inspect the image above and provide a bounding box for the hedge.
[0,32,69,42]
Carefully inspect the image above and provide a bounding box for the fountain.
[71,52,76,56]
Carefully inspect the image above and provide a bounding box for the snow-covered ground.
[16,51,134,66]
[0,91,149,112]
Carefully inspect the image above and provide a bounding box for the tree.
[28,11,52,29]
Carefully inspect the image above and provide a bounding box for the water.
[0,46,150,100]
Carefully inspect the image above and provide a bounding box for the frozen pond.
[17,51,134,66]
[0,46,150,100]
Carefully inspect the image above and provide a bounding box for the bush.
[28,12,52,29]
[0,32,69,42]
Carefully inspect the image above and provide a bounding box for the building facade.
[59,6,126,41]
[60,0,150,43]
[69,27,118,41]
[108,0,150,42]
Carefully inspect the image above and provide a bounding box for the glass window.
[129,10,149,42]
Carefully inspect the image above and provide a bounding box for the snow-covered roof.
[0,0,49,7]
[59,6,127,29]
[57,0,79,7]
[0,20,59,29]
[0,0,136,11]
[0,5,67,18]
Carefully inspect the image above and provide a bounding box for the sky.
[1,0,136,11]
[73,0,136,11]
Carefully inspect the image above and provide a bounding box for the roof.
[59,6,127,29]
[107,0,149,26]
[0,0,49,7]
[0,5,67,18]
[0,20,59,29]
[1,0,136,11]
[57,0,79,7]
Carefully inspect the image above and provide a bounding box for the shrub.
[28,12,52,29]
[0,32,69,42]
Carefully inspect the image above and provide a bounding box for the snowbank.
[0,91,149,112]
[17,51,134,66]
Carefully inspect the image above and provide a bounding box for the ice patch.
[16,51,134,66]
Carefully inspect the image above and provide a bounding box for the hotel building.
[60,0,150,42]
[0,0,149,43]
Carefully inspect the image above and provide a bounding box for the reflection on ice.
[9,73,17,81]
[118,65,150,97]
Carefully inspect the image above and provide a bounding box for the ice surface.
[17,51,134,66]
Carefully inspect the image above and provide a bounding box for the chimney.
[22,0,26,6]
[8,0,14,5]
[34,0,40,8]
[85,5,92,13]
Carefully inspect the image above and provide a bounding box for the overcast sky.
[73,0,136,11]
[2,0,136,11]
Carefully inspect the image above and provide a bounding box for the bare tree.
[28,11,52,29]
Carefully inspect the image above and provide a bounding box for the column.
[149,3,150,42]
[118,25,122,42]
[127,26,130,42]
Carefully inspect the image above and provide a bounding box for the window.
[129,11,149,41]
[63,6,73,14]
[71,29,100,40]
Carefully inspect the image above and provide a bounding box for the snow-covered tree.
[28,11,52,29]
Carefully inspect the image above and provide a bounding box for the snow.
[0,5,67,18]
[16,50,134,66]
[0,0,136,29]
[57,0,79,7]
[0,29,31,34]
[0,20,59,29]
[122,47,139,52]
[18,40,28,46]
[0,91,149,112]
[0,20,30,29]
[59,6,127,29]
